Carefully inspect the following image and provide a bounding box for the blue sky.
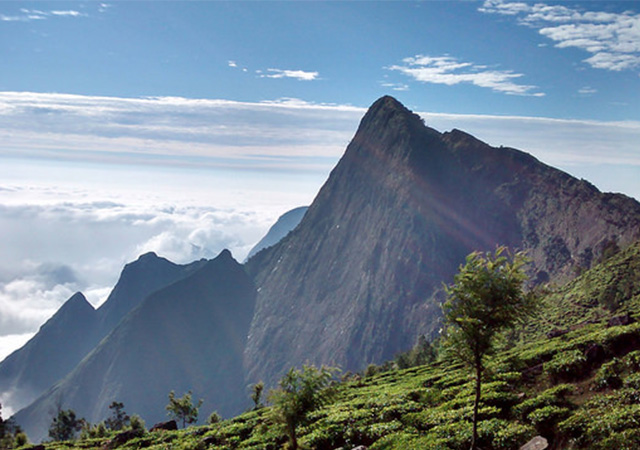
[0,0,639,369]
[1,1,639,119]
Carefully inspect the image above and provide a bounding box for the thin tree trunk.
[471,362,482,450]
[287,420,298,450]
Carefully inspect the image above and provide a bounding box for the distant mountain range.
[4,96,640,441]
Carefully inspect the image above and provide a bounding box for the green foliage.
[166,391,203,429]
[0,405,28,450]
[514,384,575,419]
[442,246,534,450]
[129,414,146,433]
[80,422,109,440]
[207,412,221,425]
[395,335,437,370]
[250,382,264,410]
[268,365,337,450]
[543,349,587,382]
[48,409,85,442]
[105,402,130,431]
[442,247,534,369]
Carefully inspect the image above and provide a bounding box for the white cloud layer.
[389,55,544,96]
[480,0,640,72]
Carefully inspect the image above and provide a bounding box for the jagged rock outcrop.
[14,249,255,443]
[244,96,640,387]
[245,206,308,261]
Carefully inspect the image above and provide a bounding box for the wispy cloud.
[381,82,410,92]
[0,92,361,171]
[480,0,640,72]
[1,7,86,22]
[260,68,320,81]
[578,86,598,95]
[388,55,544,96]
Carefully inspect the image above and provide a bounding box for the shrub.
[528,405,570,435]
[543,349,587,381]
[515,384,575,419]
[593,359,623,390]
[207,412,222,425]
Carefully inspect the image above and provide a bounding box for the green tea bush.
[527,405,570,435]
[514,384,575,419]
[592,358,623,390]
[544,349,587,381]
[477,419,535,450]
[370,432,449,450]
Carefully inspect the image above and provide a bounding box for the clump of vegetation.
[48,408,85,442]
[441,247,536,450]
[105,401,130,431]
[250,382,264,411]
[166,391,203,429]
[0,403,28,449]
[395,335,437,370]
[268,365,337,450]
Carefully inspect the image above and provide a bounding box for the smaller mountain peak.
[442,128,489,149]
[62,292,94,314]
[67,291,89,305]
[217,248,233,260]
[39,292,95,332]
[137,251,159,261]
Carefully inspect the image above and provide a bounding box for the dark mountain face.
[97,252,207,332]
[0,293,98,414]
[15,250,256,443]
[245,96,640,387]
[0,253,206,419]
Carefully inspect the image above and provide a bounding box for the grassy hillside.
[20,242,640,450]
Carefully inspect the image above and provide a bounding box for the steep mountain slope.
[15,250,256,442]
[0,293,98,413]
[245,206,308,261]
[0,253,206,417]
[245,96,640,387]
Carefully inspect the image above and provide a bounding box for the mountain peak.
[358,96,423,132]
[58,292,94,315]
[216,248,233,261]
[137,251,159,261]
